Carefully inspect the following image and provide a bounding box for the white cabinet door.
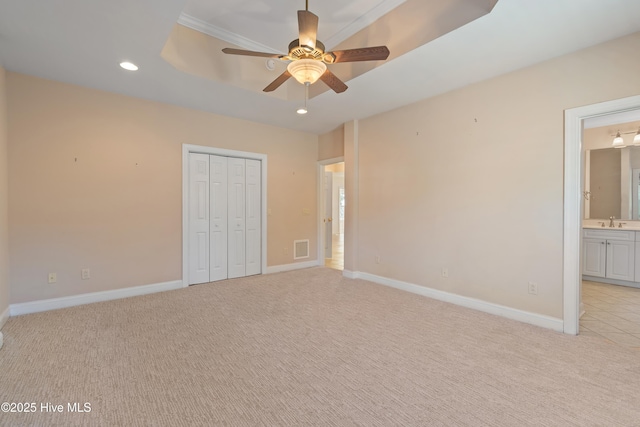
[188,153,211,285]
[209,155,228,282]
[583,238,606,278]
[606,240,635,281]
[245,159,261,276]
[227,158,246,279]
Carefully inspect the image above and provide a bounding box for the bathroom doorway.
[564,94,640,335]
[578,108,640,347]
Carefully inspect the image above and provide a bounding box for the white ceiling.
[1,0,640,135]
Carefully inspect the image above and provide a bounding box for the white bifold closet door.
[188,153,261,284]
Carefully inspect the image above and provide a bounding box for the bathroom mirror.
[583,112,640,222]
[584,146,640,220]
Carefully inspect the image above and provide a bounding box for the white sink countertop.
[583,220,640,230]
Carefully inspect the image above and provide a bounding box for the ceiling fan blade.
[298,10,319,50]
[327,46,390,63]
[222,48,283,58]
[319,69,348,93]
[263,70,292,92]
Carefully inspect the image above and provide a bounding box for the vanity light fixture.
[612,130,625,148]
[611,128,640,148]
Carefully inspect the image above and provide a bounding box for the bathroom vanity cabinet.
[583,228,637,284]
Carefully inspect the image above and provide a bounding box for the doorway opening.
[564,94,640,334]
[579,107,640,345]
[319,159,345,271]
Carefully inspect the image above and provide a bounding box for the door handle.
[328,218,332,222]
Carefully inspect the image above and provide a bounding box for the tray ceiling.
[1,0,640,134]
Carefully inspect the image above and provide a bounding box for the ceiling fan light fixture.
[221,1,389,94]
[287,59,326,85]
[612,130,625,148]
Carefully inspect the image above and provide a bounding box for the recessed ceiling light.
[119,61,139,71]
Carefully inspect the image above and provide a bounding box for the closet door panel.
[210,155,228,282]
[245,159,261,276]
[188,153,210,285]
[228,158,246,279]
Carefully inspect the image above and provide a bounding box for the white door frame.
[564,94,640,334]
[182,144,267,287]
[317,157,344,267]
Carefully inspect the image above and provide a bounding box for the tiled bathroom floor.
[581,280,640,350]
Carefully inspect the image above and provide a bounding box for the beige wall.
[325,163,344,173]
[0,67,9,320]
[7,73,318,304]
[354,31,640,319]
[318,125,344,161]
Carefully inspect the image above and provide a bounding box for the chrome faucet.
[609,216,616,227]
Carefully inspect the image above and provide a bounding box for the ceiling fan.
[222,0,390,94]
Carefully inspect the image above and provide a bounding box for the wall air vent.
[294,239,310,260]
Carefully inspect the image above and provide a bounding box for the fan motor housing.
[287,39,336,63]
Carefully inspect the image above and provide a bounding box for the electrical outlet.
[441,267,449,278]
[375,255,381,264]
[48,273,57,284]
[81,268,90,280]
[528,282,538,295]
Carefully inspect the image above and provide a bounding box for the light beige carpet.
[1,267,639,426]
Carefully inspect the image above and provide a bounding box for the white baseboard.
[265,260,319,274]
[347,271,564,333]
[0,305,9,329]
[342,269,357,279]
[582,275,640,289]
[9,280,183,317]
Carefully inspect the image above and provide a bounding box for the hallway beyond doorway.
[325,233,344,270]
